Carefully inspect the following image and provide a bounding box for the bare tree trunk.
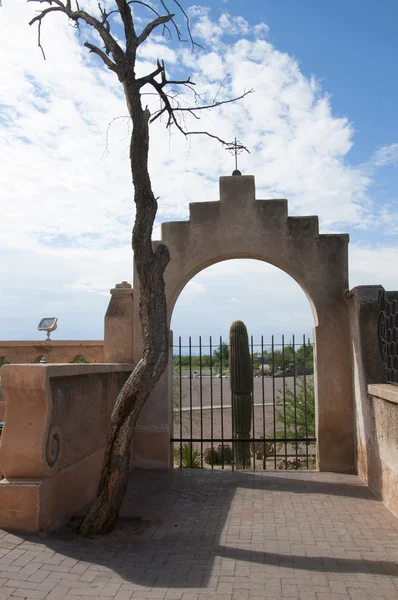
[26,0,251,537]
[79,83,170,536]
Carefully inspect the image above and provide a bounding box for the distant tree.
[295,343,314,369]
[213,342,229,371]
[0,358,11,369]
[74,355,88,364]
[269,343,313,372]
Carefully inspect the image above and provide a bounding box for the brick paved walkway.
[1,469,398,599]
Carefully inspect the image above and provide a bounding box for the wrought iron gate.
[172,335,316,470]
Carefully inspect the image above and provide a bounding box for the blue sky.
[253,1,398,165]
[0,0,397,345]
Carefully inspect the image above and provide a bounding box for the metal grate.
[171,334,316,470]
[378,288,398,385]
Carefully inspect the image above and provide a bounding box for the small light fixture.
[37,317,58,340]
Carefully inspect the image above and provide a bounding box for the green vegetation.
[230,320,253,468]
[213,342,229,371]
[204,444,232,465]
[276,376,315,440]
[251,438,274,462]
[172,342,229,373]
[173,354,211,369]
[74,355,88,364]
[174,443,201,468]
[172,341,313,375]
[0,358,10,375]
[258,343,314,372]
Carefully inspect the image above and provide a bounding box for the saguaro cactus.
[230,320,253,468]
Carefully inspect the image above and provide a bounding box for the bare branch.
[127,1,173,40]
[149,106,167,124]
[174,124,249,149]
[37,17,46,59]
[29,5,64,58]
[136,59,164,87]
[115,0,136,43]
[171,89,254,112]
[84,42,118,72]
[29,0,125,66]
[137,13,174,45]
[170,0,203,50]
[144,59,253,136]
[100,115,131,162]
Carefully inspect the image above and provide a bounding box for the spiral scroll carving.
[46,424,62,468]
[378,288,398,385]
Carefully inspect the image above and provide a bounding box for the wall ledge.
[368,384,398,405]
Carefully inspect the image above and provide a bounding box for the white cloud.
[349,244,398,290]
[371,143,398,167]
[0,1,397,340]
[189,8,268,43]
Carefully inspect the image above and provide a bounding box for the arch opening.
[169,256,319,330]
[170,258,317,472]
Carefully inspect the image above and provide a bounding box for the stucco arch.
[131,176,354,473]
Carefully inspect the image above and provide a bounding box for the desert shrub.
[174,442,201,468]
[276,376,315,440]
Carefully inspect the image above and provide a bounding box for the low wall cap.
[115,281,132,289]
[110,281,134,296]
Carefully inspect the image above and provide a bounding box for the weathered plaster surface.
[366,385,398,516]
[0,341,104,364]
[348,286,398,516]
[0,363,132,531]
[104,282,134,363]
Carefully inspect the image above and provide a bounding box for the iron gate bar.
[261,335,266,470]
[293,334,298,465]
[172,438,316,443]
[220,335,224,470]
[179,336,182,467]
[210,336,214,469]
[272,335,277,469]
[282,335,287,466]
[303,334,308,468]
[251,335,255,470]
[172,336,316,470]
[199,336,203,468]
[189,336,193,466]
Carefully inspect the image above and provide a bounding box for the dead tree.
[27,0,252,535]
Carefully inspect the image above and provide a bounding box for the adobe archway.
[131,175,354,473]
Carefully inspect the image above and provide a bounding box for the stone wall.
[0,363,132,531]
[348,286,398,516]
[0,341,104,364]
[366,385,398,516]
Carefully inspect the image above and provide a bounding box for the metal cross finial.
[225,138,248,175]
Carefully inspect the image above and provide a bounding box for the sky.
[0,0,397,347]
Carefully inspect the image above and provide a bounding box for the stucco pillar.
[347,286,385,481]
[104,282,134,363]
[314,302,355,473]
[132,331,173,469]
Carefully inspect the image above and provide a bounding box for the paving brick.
[0,471,397,600]
[10,588,48,598]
